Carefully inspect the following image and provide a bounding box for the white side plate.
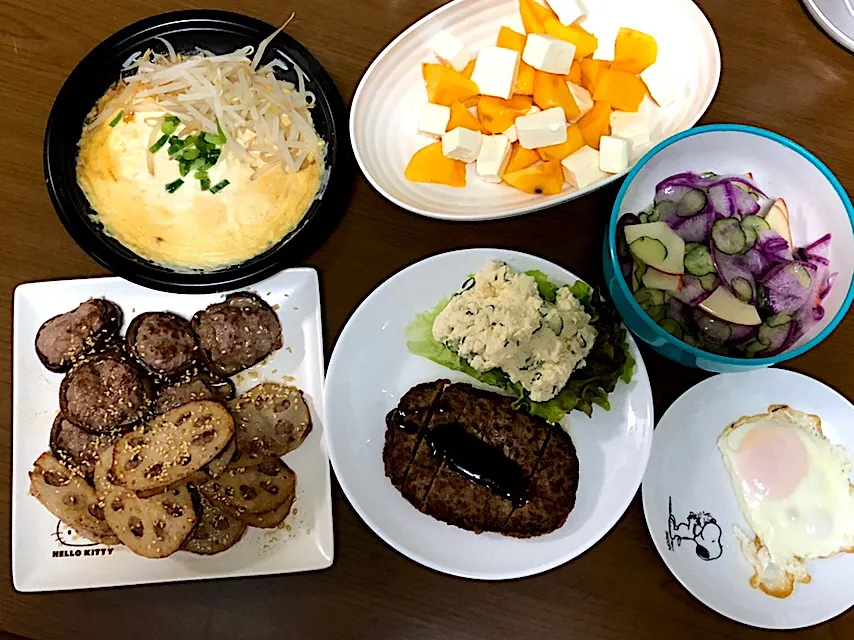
[324,248,653,579]
[12,269,333,592]
[642,369,854,629]
[350,0,720,220]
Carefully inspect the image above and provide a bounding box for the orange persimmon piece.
[422,63,479,107]
[578,101,611,149]
[404,142,466,187]
[544,18,598,59]
[567,60,582,84]
[579,58,610,94]
[448,101,486,133]
[477,95,532,134]
[533,70,580,120]
[505,144,541,173]
[497,26,535,94]
[593,69,646,112]
[537,124,585,162]
[612,27,658,74]
[519,0,556,34]
[461,59,476,79]
[503,160,564,195]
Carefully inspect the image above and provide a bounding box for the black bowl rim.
[44,9,347,293]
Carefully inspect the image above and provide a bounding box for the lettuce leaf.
[406,271,635,422]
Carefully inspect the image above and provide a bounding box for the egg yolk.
[737,425,809,501]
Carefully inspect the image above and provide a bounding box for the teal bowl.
[603,124,854,372]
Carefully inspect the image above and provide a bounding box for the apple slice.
[765,198,792,250]
[624,221,685,275]
[699,287,762,326]
[641,267,682,292]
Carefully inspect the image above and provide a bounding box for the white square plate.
[12,269,333,592]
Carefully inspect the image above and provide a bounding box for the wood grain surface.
[1,0,853,638]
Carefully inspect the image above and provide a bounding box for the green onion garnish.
[181,148,200,161]
[149,134,169,153]
[200,178,211,191]
[178,162,191,177]
[194,169,209,180]
[109,111,123,127]
[209,179,230,194]
[161,115,181,135]
[165,179,184,193]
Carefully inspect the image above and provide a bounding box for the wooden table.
[1,0,852,637]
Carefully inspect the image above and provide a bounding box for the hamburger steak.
[383,381,579,537]
[126,311,197,376]
[35,299,123,372]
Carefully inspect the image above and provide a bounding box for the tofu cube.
[503,124,518,143]
[476,135,512,183]
[515,107,567,149]
[442,127,484,163]
[527,105,541,114]
[640,64,677,107]
[431,31,473,72]
[599,135,631,173]
[471,46,520,100]
[545,0,587,25]
[522,34,575,75]
[610,111,650,146]
[561,146,606,189]
[567,82,593,122]
[418,103,451,137]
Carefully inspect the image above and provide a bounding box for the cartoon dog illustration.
[666,497,723,561]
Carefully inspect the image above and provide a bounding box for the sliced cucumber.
[684,245,715,276]
[639,212,650,223]
[676,189,707,217]
[685,242,701,255]
[758,322,788,346]
[634,287,666,311]
[702,171,719,179]
[649,304,666,322]
[659,317,683,339]
[766,313,792,328]
[632,259,648,293]
[697,314,732,343]
[731,277,753,303]
[744,339,768,357]
[629,237,668,267]
[741,224,758,253]
[683,333,700,348]
[648,200,674,223]
[712,218,747,255]
[699,273,718,292]
[741,215,770,233]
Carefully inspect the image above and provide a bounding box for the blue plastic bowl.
[604,124,854,372]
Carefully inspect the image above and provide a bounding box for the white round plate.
[350,0,720,221]
[325,248,653,579]
[642,369,854,629]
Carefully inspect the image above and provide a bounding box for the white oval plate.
[325,248,653,579]
[350,0,720,221]
[642,369,854,629]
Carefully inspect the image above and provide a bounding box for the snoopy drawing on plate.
[666,497,723,561]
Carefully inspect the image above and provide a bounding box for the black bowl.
[44,10,346,293]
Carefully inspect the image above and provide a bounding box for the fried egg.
[718,405,854,598]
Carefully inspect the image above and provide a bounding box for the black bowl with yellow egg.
[44,10,345,293]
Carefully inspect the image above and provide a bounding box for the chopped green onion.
[181,148,200,161]
[209,179,230,195]
[207,148,221,163]
[200,178,211,191]
[194,169,209,180]
[109,111,124,127]
[178,162,191,177]
[195,136,213,153]
[165,179,184,193]
[149,135,169,153]
[161,115,181,135]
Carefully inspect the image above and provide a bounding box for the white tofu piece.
[599,135,631,173]
[471,46,520,100]
[522,34,575,75]
[442,127,484,163]
[609,111,650,146]
[515,107,567,149]
[503,124,518,143]
[418,103,451,137]
[641,64,678,107]
[566,82,593,123]
[561,146,606,189]
[545,0,586,25]
[527,105,541,114]
[431,31,473,72]
[476,135,512,183]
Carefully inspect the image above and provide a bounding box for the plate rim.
[348,0,722,221]
[324,247,654,579]
[11,268,334,592]
[640,368,854,629]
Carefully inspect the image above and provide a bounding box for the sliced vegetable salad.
[618,171,835,358]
